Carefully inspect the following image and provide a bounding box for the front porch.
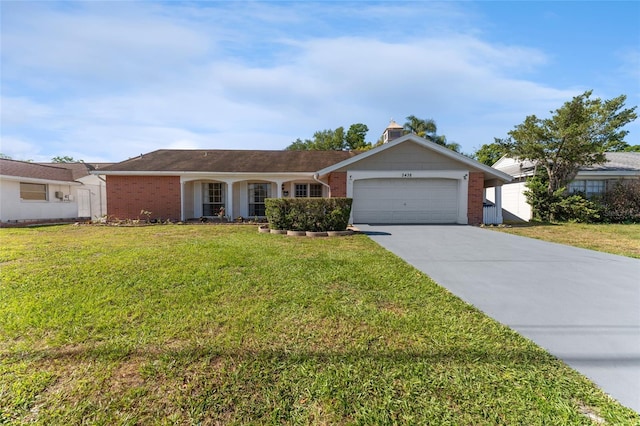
[181,175,329,221]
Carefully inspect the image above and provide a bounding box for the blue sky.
[1,1,639,163]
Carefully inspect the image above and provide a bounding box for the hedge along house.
[95,123,512,224]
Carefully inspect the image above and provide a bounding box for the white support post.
[226,181,233,220]
[495,185,503,224]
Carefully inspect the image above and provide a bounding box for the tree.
[403,115,460,152]
[497,90,637,196]
[286,123,370,151]
[345,123,370,150]
[404,115,437,138]
[472,141,506,166]
[0,153,12,159]
[52,156,83,163]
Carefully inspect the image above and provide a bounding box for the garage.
[352,178,459,224]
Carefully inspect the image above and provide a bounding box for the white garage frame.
[346,170,469,224]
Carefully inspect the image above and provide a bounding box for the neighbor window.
[248,183,270,216]
[568,180,605,197]
[202,182,225,216]
[294,183,323,198]
[20,183,47,201]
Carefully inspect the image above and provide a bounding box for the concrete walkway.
[356,224,640,412]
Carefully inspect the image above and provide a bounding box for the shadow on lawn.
[6,342,560,368]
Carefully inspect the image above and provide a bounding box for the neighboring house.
[487,152,640,222]
[0,159,110,226]
[94,125,512,225]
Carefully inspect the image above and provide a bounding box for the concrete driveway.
[356,224,640,412]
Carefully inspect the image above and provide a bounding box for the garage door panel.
[353,178,459,224]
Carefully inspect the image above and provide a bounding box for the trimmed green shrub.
[265,198,293,230]
[264,198,353,231]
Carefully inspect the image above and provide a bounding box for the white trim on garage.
[346,170,468,224]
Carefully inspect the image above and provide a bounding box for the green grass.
[493,222,640,258]
[1,225,637,424]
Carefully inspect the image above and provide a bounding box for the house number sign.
[402,172,412,178]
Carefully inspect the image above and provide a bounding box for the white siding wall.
[486,182,531,222]
[0,176,106,222]
[0,179,79,222]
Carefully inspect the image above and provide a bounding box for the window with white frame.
[203,182,225,216]
[248,183,270,216]
[568,180,606,197]
[294,183,323,198]
[20,183,47,201]
[294,184,307,198]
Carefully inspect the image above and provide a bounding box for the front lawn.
[1,225,637,424]
[492,222,640,258]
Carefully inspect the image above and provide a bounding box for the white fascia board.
[180,172,316,183]
[575,170,640,178]
[316,134,513,183]
[92,170,317,182]
[93,170,313,177]
[0,175,81,185]
[90,170,182,176]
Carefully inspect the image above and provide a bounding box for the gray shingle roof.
[581,152,640,171]
[0,159,75,181]
[495,152,640,177]
[100,149,362,173]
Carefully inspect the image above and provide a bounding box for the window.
[309,184,323,198]
[569,180,605,198]
[294,183,323,198]
[294,184,307,198]
[248,183,270,216]
[20,183,47,201]
[203,182,225,216]
[586,180,605,197]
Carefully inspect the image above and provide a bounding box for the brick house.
[95,125,511,225]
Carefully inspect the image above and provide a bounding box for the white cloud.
[3,1,633,160]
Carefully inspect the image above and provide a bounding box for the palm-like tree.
[403,115,460,152]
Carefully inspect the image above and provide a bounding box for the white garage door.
[352,178,459,224]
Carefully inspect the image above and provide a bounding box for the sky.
[1,1,639,163]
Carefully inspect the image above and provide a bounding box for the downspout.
[97,175,106,218]
[313,173,331,197]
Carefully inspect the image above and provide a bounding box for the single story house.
[486,152,640,222]
[0,159,109,226]
[94,126,512,225]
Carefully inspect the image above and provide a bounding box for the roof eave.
[317,134,513,183]
[0,175,81,185]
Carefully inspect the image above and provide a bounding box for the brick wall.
[107,175,181,221]
[467,172,484,225]
[328,172,347,197]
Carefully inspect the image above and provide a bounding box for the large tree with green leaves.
[497,90,637,196]
[472,142,505,166]
[286,124,371,151]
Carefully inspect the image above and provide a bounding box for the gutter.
[313,173,332,197]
